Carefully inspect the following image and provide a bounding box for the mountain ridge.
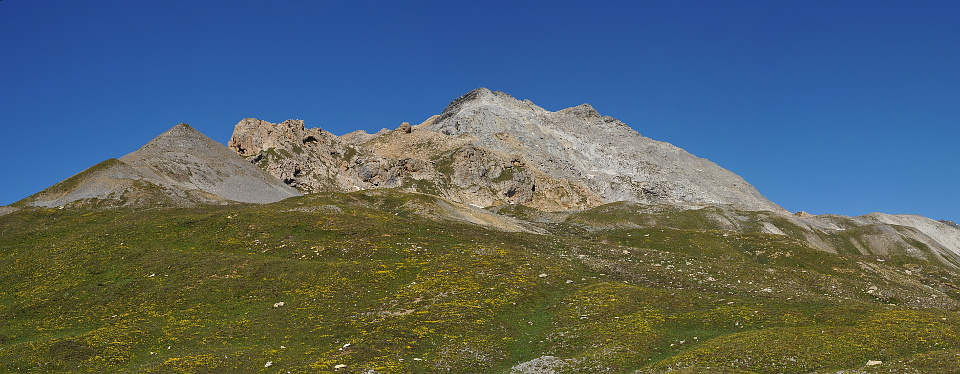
[10,89,959,268]
[229,88,782,212]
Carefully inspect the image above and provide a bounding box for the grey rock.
[510,356,579,373]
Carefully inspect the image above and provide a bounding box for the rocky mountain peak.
[168,122,199,135]
[434,88,545,133]
[120,122,301,204]
[439,87,498,114]
[127,123,219,156]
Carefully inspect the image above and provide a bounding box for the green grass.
[2,191,960,373]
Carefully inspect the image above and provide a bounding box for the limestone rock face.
[17,123,301,208]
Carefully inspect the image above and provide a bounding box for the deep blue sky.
[2,1,957,220]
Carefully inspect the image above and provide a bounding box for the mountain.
[15,123,301,208]
[227,88,960,268]
[11,90,959,268]
[5,89,960,373]
[228,88,782,212]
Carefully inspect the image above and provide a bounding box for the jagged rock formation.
[227,118,427,195]
[16,123,300,208]
[228,88,781,212]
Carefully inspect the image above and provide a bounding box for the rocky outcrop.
[227,118,432,193]
[17,123,301,208]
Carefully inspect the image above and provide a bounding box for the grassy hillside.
[2,191,960,373]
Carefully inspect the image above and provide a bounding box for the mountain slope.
[559,201,960,268]
[16,123,300,208]
[3,191,960,373]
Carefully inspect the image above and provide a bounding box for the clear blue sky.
[2,0,957,220]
